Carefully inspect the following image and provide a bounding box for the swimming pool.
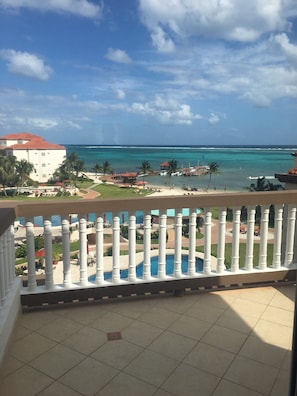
[88,254,203,281]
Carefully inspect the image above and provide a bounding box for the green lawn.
[93,183,152,199]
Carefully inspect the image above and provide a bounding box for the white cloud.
[115,89,126,100]
[130,95,202,125]
[105,48,132,64]
[270,33,297,64]
[0,0,102,18]
[0,49,52,80]
[208,113,220,125]
[139,0,296,47]
[151,26,175,53]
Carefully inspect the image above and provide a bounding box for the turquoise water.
[65,145,296,191]
[88,254,203,281]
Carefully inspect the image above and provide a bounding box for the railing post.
[258,205,270,270]
[79,215,88,286]
[112,212,121,283]
[217,207,226,274]
[245,206,256,271]
[8,225,15,285]
[174,208,183,277]
[272,204,283,269]
[128,211,137,282]
[62,215,71,288]
[231,207,241,272]
[188,208,197,276]
[143,211,151,280]
[158,209,167,279]
[26,218,37,291]
[285,204,297,267]
[95,213,104,285]
[44,218,54,290]
[204,208,212,274]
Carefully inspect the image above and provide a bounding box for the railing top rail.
[4,189,297,218]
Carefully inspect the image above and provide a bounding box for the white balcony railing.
[0,191,292,304]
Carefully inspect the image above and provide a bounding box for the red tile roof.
[0,132,65,150]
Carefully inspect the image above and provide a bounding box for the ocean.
[65,145,297,192]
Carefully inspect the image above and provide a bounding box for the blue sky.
[0,0,297,146]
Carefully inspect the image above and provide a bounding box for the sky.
[0,0,297,146]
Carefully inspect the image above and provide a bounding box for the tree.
[167,159,178,175]
[205,162,220,191]
[0,155,18,196]
[15,159,35,194]
[92,163,101,176]
[101,161,112,175]
[54,152,85,182]
[249,177,284,192]
[138,160,152,175]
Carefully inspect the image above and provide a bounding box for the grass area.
[196,243,274,269]
[93,183,152,199]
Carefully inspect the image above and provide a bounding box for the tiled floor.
[0,285,295,396]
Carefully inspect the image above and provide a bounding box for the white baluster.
[231,207,241,272]
[61,215,71,287]
[203,208,212,274]
[128,211,137,282]
[2,229,9,294]
[26,217,37,291]
[244,206,256,271]
[44,218,54,290]
[188,209,197,276]
[258,205,270,270]
[217,207,226,274]
[272,204,283,269]
[95,213,104,285]
[143,211,151,280]
[284,205,297,267]
[174,208,183,278]
[79,215,88,286]
[158,209,167,279]
[112,212,120,283]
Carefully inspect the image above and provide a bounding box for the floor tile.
[30,344,85,379]
[239,334,287,368]
[91,339,143,369]
[212,379,263,396]
[168,314,212,341]
[184,302,224,323]
[261,305,294,327]
[96,371,157,396]
[9,332,56,363]
[20,310,60,331]
[122,320,163,347]
[253,319,292,349]
[60,357,118,396]
[270,368,290,396]
[0,365,53,396]
[148,330,197,361]
[91,311,133,333]
[225,355,278,395]
[162,362,220,396]
[184,342,235,377]
[37,381,82,395]
[216,308,258,334]
[62,326,107,355]
[124,349,179,387]
[139,306,180,329]
[201,324,247,353]
[36,317,83,343]
[229,297,268,319]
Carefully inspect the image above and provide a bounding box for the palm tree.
[92,163,101,176]
[138,160,152,188]
[55,152,85,182]
[15,159,35,194]
[101,161,112,175]
[205,162,220,191]
[138,160,152,175]
[167,159,178,175]
[249,177,284,192]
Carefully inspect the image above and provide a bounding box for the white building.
[0,132,66,183]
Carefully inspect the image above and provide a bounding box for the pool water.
[88,254,203,281]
